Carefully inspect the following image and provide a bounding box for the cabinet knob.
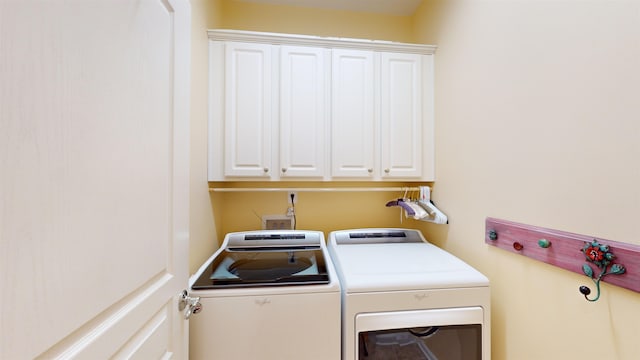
[384,169,390,174]
[281,168,287,173]
[263,168,269,173]
[367,168,373,173]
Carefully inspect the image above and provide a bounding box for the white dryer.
[328,228,490,360]
[189,230,341,360]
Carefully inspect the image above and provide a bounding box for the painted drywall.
[189,0,224,274]
[412,1,640,359]
[219,0,414,42]
[211,182,425,237]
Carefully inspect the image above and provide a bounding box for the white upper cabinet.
[208,30,435,181]
[222,41,273,178]
[332,50,434,180]
[280,45,328,178]
[210,41,327,180]
[380,52,425,179]
[331,49,375,178]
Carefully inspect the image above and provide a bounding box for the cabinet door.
[331,49,375,178]
[380,52,423,178]
[224,42,273,177]
[280,46,327,178]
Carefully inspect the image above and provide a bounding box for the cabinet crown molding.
[208,29,437,55]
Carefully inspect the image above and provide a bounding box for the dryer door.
[356,307,485,360]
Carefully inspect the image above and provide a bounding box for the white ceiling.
[234,0,424,16]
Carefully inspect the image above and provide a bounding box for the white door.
[331,49,375,178]
[280,45,327,178]
[0,0,191,359]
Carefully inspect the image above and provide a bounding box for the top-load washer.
[328,228,490,360]
[189,230,341,360]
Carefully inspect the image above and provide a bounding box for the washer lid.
[330,242,489,293]
[192,247,330,290]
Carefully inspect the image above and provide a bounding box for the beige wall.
[211,182,426,237]
[219,0,414,42]
[189,0,224,274]
[413,1,640,359]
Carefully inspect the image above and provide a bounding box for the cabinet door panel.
[331,49,375,178]
[224,42,272,177]
[380,52,423,178]
[280,46,326,178]
[190,293,341,359]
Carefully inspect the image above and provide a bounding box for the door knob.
[179,290,202,319]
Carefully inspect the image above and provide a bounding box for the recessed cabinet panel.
[224,42,273,177]
[331,49,375,178]
[380,53,423,178]
[190,293,341,359]
[280,46,326,178]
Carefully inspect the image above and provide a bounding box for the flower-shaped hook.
[579,239,625,302]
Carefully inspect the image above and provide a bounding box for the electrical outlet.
[287,191,298,205]
[262,215,294,230]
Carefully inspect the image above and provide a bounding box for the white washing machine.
[189,230,341,360]
[328,229,490,360]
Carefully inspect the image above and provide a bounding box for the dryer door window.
[358,324,481,360]
[355,307,484,360]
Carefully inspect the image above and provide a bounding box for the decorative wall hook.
[485,218,640,299]
[579,239,626,302]
[537,238,551,248]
